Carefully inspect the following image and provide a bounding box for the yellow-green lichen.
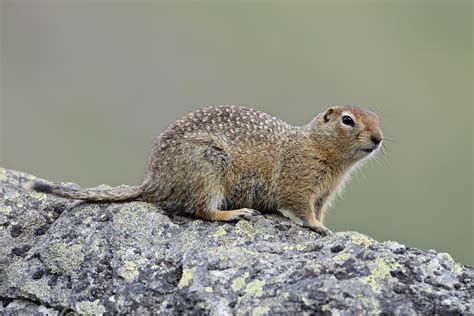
[321,304,332,312]
[90,239,101,252]
[6,261,28,285]
[45,243,84,273]
[232,271,250,291]
[30,191,47,201]
[118,257,148,283]
[118,261,139,283]
[76,299,106,315]
[0,168,7,181]
[283,245,292,251]
[82,217,93,225]
[283,244,306,251]
[23,279,52,302]
[113,205,154,234]
[440,253,455,262]
[212,226,227,238]
[361,257,400,293]
[357,295,381,314]
[178,269,193,289]
[333,251,351,262]
[0,206,12,215]
[252,306,270,316]
[244,279,265,297]
[351,234,373,247]
[137,257,149,266]
[236,220,256,238]
[302,297,315,306]
[439,253,463,273]
[452,263,462,274]
[4,191,19,200]
[204,286,213,293]
[422,287,433,294]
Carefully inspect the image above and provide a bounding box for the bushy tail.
[25,180,144,202]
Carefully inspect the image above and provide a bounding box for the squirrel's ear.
[323,108,334,122]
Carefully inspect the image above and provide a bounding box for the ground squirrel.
[28,105,383,236]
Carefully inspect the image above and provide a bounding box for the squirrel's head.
[310,105,383,164]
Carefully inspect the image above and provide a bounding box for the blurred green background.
[0,1,472,265]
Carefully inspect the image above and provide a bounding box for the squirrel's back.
[162,105,297,145]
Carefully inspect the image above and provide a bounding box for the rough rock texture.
[0,168,472,315]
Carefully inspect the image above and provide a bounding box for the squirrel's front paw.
[306,224,333,236]
[231,208,261,221]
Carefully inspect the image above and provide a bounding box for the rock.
[0,167,472,315]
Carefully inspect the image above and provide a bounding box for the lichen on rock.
[0,168,472,315]
[178,269,193,289]
[75,299,106,315]
[44,242,85,273]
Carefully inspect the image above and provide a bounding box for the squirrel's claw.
[306,224,333,236]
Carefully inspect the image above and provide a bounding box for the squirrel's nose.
[371,135,382,145]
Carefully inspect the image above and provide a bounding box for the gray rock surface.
[0,168,472,315]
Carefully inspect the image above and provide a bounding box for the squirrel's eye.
[341,115,354,126]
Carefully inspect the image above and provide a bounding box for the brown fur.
[27,105,383,235]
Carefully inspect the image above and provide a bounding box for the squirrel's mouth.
[358,144,379,154]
